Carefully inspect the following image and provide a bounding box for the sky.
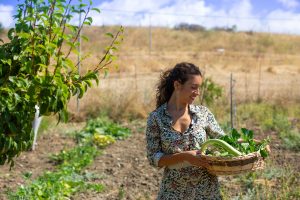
[0,0,300,34]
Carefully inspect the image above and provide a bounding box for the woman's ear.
[174,80,181,90]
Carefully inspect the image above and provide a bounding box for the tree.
[0,22,4,34]
[0,0,123,167]
[174,22,206,32]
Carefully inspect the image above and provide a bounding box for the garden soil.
[0,120,299,200]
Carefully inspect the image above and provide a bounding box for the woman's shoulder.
[147,103,166,120]
[189,104,211,114]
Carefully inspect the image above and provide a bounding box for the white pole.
[230,73,236,129]
[32,105,42,150]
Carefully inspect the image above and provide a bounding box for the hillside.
[2,26,300,74]
[1,26,300,117]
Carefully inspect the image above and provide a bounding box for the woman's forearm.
[158,151,210,168]
[157,151,194,168]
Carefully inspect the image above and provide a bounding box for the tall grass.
[221,162,300,200]
[235,103,300,150]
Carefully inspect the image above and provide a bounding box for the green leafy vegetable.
[205,128,270,158]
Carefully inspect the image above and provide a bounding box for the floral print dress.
[146,103,225,200]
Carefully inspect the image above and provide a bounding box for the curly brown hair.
[156,62,202,108]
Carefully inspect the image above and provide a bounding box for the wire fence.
[1,7,299,110]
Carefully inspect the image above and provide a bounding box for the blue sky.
[1,0,300,34]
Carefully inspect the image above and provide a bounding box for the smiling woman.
[146,62,225,200]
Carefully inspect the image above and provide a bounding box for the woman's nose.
[194,88,200,95]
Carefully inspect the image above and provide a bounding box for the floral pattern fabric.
[146,103,225,200]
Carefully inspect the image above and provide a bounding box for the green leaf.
[1,59,12,66]
[91,8,101,13]
[85,80,92,87]
[59,109,69,123]
[105,32,114,38]
[79,3,88,8]
[83,21,91,26]
[86,17,93,24]
[260,149,268,158]
[231,128,240,141]
[81,35,89,42]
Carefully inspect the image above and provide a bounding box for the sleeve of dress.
[145,113,164,168]
[205,108,225,138]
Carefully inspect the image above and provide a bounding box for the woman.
[146,62,224,200]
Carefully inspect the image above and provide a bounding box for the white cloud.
[228,0,253,17]
[1,0,300,35]
[0,4,14,28]
[90,0,213,27]
[277,0,299,9]
[265,9,300,33]
[207,0,262,31]
[90,0,265,32]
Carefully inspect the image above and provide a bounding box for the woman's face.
[175,75,202,104]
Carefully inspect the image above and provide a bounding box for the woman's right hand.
[184,150,211,168]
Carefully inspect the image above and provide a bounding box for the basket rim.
[201,151,262,162]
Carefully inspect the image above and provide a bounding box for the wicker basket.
[202,152,265,175]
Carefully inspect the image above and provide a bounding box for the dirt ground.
[0,120,299,200]
[0,122,84,200]
[0,120,162,200]
[73,121,162,200]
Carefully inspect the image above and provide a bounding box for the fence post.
[257,56,262,102]
[230,73,236,129]
[245,72,248,103]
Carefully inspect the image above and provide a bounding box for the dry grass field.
[61,26,300,120]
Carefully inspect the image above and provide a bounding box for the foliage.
[93,134,115,148]
[199,77,223,106]
[0,0,123,166]
[210,128,270,157]
[9,115,131,199]
[81,117,132,140]
[0,22,3,33]
[223,165,300,200]
[212,25,237,33]
[174,23,206,32]
[9,144,103,199]
[237,103,300,151]
[75,116,131,148]
[271,114,300,151]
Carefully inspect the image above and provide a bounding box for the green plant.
[0,23,4,34]
[205,128,270,157]
[199,77,223,106]
[200,139,242,156]
[9,145,103,199]
[118,185,125,199]
[0,0,123,167]
[9,114,132,199]
[92,134,115,148]
[83,117,131,140]
[261,110,300,151]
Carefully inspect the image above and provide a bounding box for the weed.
[118,185,125,199]
[9,116,130,199]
